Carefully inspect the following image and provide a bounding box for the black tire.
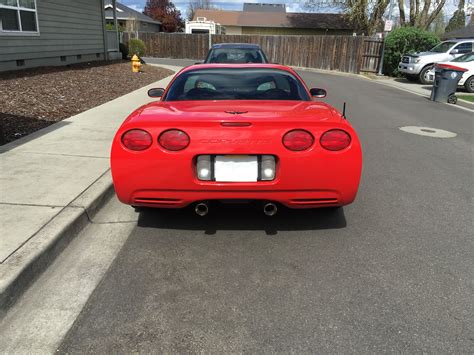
[464,76,474,93]
[419,65,434,85]
[448,94,457,104]
[405,74,418,82]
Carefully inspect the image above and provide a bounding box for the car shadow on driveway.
[137,203,347,235]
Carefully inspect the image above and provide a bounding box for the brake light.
[320,129,351,151]
[158,129,190,151]
[121,129,152,151]
[283,129,314,151]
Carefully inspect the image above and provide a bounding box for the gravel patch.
[0,61,173,144]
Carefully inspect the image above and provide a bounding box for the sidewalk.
[368,75,474,111]
[0,65,181,314]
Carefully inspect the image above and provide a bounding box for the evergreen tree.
[445,0,465,33]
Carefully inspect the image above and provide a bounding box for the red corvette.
[111,64,362,216]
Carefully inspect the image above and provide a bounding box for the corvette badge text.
[199,139,272,144]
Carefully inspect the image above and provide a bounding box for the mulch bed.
[0,61,173,145]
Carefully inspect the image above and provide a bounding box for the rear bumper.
[111,123,363,210]
[128,189,348,209]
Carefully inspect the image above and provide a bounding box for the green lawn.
[458,95,474,102]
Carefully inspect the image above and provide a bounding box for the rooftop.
[443,23,474,40]
[104,0,161,25]
[193,9,352,30]
[242,3,286,13]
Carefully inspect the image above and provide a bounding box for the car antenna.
[342,102,347,119]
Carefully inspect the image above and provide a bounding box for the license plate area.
[214,155,258,182]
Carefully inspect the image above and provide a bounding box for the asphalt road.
[57,68,473,353]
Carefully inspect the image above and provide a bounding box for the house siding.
[138,22,161,33]
[223,26,242,35]
[0,0,106,71]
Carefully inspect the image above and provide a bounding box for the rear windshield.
[164,68,310,101]
[452,52,474,62]
[205,48,267,63]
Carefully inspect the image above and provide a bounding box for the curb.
[457,98,474,110]
[369,79,474,113]
[0,170,114,317]
[292,66,368,80]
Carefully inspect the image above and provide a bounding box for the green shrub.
[128,38,146,57]
[105,23,125,32]
[384,27,440,76]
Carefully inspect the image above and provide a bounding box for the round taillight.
[121,129,152,151]
[158,129,190,151]
[320,129,351,151]
[283,129,314,151]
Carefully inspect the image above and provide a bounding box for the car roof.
[443,38,474,42]
[179,63,297,75]
[210,43,262,50]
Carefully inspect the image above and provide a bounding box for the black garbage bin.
[430,64,468,104]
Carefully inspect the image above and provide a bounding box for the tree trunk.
[367,0,389,35]
[398,0,406,25]
[418,0,432,28]
[423,0,447,30]
[409,0,416,26]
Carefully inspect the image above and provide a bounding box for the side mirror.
[450,49,459,55]
[148,88,165,98]
[310,88,327,98]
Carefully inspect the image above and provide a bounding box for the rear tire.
[464,76,474,93]
[419,65,434,85]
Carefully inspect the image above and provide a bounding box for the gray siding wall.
[139,22,160,33]
[0,0,105,71]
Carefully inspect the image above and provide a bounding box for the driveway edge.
[0,171,114,317]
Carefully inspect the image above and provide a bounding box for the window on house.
[0,0,38,34]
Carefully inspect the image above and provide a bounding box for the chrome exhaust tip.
[263,202,277,216]
[195,202,209,216]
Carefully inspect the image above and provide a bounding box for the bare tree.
[398,0,447,29]
[305,0,447,34]
[187,0,214,21]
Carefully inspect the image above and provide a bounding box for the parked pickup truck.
[398,39,473,84]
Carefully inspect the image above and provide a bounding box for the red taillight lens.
[283,129,314,151]
[158,129,190,151]
[121,129,152,151]
[320,129,351,151]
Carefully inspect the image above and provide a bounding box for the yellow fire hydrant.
[131,54,142,73]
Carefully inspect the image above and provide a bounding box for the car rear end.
[204,44,269,64]
[111,103,362,210]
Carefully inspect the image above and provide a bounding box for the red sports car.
[111,64,362,216]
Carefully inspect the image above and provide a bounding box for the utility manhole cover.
[399,126,457,138]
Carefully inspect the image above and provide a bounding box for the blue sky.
[121,0,465,19]
[121,0,310,15]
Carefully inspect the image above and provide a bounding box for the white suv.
[398,39,474,84]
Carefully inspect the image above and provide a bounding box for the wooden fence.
[126,33,383,74]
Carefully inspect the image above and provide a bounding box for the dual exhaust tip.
[194,202,277,217]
